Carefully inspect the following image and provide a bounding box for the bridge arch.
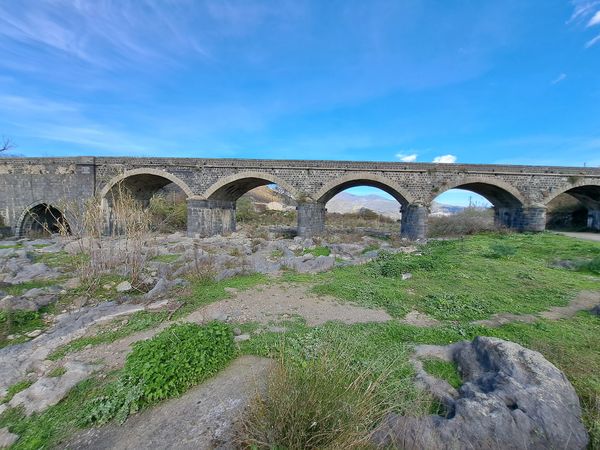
[98,168,194,202]
[16,201,71,237]
[203,171,300,201]
[427,177,526,208]
[543,180,600,231]
[315,173,415,205]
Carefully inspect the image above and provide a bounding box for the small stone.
[234,334,251,343]
[6,335,15,340]
[26,329,42,338]
[233,327,242,336]
[115,281,132,292]
[63,277,81,290]
[402,273,413,280]
[0,427,19,448]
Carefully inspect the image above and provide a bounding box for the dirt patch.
[400,310,440,327]
[556,232,600,242]
[65,356,274,450]
[186,283,393,326]
[473,291,600,328]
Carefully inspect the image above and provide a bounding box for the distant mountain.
[242,186,472,218]
[327,192,469,219]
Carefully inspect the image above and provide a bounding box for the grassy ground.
[1,232,599,448]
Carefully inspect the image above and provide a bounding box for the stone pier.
[297,203,326,237]
[187,199,236,237]
[400,204,428,240]
[588,210,600,231]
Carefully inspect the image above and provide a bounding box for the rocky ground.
[0,231,598,449]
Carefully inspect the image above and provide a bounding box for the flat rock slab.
[187,284,392,326]
[65,356,274,450]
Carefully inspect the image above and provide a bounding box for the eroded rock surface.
[373,337,588,450]
[65,356,274,450]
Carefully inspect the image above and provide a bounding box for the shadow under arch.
[427,177,526,208]
[202,171,300,201]
[16,202,71,237]
[98,168,194,202]
[543,180,600,231]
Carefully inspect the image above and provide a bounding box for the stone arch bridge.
[1,156,599,239]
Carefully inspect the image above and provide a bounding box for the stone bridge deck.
[1,157,599,239]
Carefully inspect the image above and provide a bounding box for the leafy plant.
[485,242,517,259]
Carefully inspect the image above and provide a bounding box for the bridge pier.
[400,204,428,240]
[517,206,547,232]
[187,199,236,237]
[588,210,600,231]
[297,203,326,237]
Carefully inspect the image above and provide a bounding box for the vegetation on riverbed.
[1,232,599,448]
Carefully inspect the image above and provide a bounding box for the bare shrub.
[58,182,153,289]
[191,242,216,282]
[427,207,497,238]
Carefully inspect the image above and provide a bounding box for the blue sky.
[1,1,600,205]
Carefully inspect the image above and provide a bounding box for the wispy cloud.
[551,73,567,84]
[395,153,417,162]
[432,154,457,164]
[586,34,600,47]
[569,1,600,47]
[588,10,600,26]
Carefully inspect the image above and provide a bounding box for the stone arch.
[16,201,71,237]
[98,168,194,201]
[315,172,415,205]
[428,176,526,208]
[542,179,600,207]
[203,171,300,201]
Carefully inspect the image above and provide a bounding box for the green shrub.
[374,251,436,277]
[485,242,517,259]
[85,322,235,425]
[421,293,491,321]
[240,350,393,449]
[124,322,235,402]
[303,246,331,257]
[577,256,600,274]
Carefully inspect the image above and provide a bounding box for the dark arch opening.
[546,185,600,232]
[20,203,70,237]
[429,183,524,237]
[104,174,189,233]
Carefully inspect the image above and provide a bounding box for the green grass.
[0,310,47,349]
[422,358,462,389]
[49,311,168,360]
[47,367,67,378]
[32,251,86,270]
[303,246,331,257]
[150,254,181,263]
[309,233,600,321]
[1,380,34,404]
[1,233,599,447]
[3,280,60,296]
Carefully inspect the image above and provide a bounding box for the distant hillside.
[241,186,474,218]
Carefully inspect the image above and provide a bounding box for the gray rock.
[115,281,132,292]
[9,361,93,415]
[234,334,251,343]
[0,427,19,448]
[0,404,6,417]
[373,336,588,450]
[143,278,169,301]
[590,304,600,316]
[402,272,413,280]
[26,329,42,338]
[0,295,38,312]
[4,263,60,284]
[232,327,242,336]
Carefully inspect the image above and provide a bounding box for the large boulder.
[373,337,588,450]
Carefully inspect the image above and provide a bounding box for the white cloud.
[551,73,567,84]
[395,153,417,162]
[585,33,600,47]
[432,154,457,163]
[588,10,600,26]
